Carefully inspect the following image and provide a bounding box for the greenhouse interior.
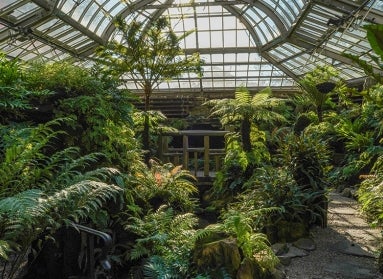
[1,0,383,278]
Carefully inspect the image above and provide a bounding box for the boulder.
[193,236,241,277]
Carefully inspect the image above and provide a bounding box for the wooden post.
[204,135,209,176]
[158,133,164,162]
[183,134,189,170]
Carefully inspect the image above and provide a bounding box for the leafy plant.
[127,159,198,213]
[0,119,124,278]
[297,66,341,122]
[240,166,324,234]
[343,24,383,83]
[276,130,331,227]
[132,110,178,156]
[357,152,383,227]
[96,16,202,163]
[124,205,199,279]
[0,53,52,124]
[358,175,383,227]
[205,208,279,271]
[204,86,285,152]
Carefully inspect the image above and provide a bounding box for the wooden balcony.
[158,130,229,179]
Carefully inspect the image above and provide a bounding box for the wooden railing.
[158,130,229,177]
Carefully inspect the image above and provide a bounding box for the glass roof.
[0,0,382,93]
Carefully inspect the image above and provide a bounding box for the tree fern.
[204,86,286,152]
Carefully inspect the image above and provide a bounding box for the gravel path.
[281,191,383,279]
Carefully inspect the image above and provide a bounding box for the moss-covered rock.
[193,235,241,277]
[236,258,263,279]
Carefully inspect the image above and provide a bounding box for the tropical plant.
[0,182,122,276]
[127,159,198,213]
[132,110,178,156]
[204,86,285,152]
[96,16,202,163]
[357,152,383,227]
[124,205,199,279]
[276,130,331,227]
[23,60,140,170]
[0,53,52,124]
[358,175,383,228]
[297,66,341,122]
[211,133,253,203]
[343,24,383,83]
[239,166,324,238]
[328,84,383,187]
[205,208,279,272]
[0,119,124,278]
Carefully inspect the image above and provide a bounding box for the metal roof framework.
[0,0,382,93]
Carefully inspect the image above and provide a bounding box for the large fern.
[0,181,122,260]
[0,118,125,265]
[0,53,53,124]
[204,86,286,152]
[124,205,198,278]
[0,119,68,197]
[209,208,279,271]
[128,160,198,212]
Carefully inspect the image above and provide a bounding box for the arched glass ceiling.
[0,0,382,94]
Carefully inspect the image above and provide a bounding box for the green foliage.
[357,138,383,227]
[96,16,202,92]
[342,24,383,83]
[0,119,122,196]
[96,16,203,162]
[25,60,103,96]
[206,208,279,271]
[125,205,198,278]
[364,24,383,60]
[127,160,198,212]
[52,85,139,170]
[0,118,123,263]
[204,86,286,152]
[278,131,330,189]
[358,175,383,227]
[0,53,52,123]
[240,166,323,227]
[297,66,341,122]
[330,84,383,185]
[0,119,66,196]
[0,182,121,252]
[133,110,178,154]
[211,133,248,200]
[275,131,330,227]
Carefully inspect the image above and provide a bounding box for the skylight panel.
[371,0,383,12]
[46,24,71,37]
[80,2,98,28]
[8,2,39,21]
[57,30,82,43]
[0,0,19,10]
[197,17,210,31]
[211,31,223,48]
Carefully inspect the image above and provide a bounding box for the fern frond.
[0,189,44,215]
[143,256,167,279]
[0,240,11,260]
[251,92,270,106]
[235,86,251,104]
